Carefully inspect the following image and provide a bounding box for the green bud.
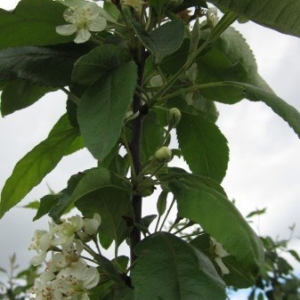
[155,146,172,163]
[168,107,181,128]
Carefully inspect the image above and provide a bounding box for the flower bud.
[168,107,181,128]
[155,146,172,163]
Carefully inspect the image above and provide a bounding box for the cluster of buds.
[29,214,101,300]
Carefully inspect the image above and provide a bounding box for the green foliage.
[77,61,137,160]
[177,113,229,182]
[132,232,226,300]
[208,0,300,38]
[0,0,72,49]
[0,0,300,299]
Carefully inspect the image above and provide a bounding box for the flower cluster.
[56,2,107,43]
[29,214,101,300]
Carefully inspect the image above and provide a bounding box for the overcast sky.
[0,1,300,298]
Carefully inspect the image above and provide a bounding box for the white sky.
[0,1,300,297]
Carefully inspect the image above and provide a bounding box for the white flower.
[206,7,219,27]
[53,215,83,247]
[56,2,107,43]
[56,261,100,297]
[29,229,53,252]
[52,241,84,269]
[211,237,230,275]
[83,213,101,236]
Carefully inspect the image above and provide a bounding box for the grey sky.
[0,1,300,296]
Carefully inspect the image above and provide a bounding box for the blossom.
[56,2,107,43]
[56,261,100,298]
[83,213,101,235]
[52,241,84,269]
[52,215,83,247]
[211,237,230,275]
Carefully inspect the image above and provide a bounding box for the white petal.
[30,251,46,266]
[88,17,107,32]
[74,29,91,43]
[82,267,100,289]
[83,2,100,19]
[215,257,230,275]
[63,8,76,23]
[56,24,77,36]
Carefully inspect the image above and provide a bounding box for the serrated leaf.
[0,45,87,87]
[200,81,300,138]
[132,20,185,62]
[0,0,72,49]
[169,179,264,273]
[132,232,226,300]
[75,187,133,248]
[177,113,229,182]
[1,79,56,116]
[208,0,300,38]
[0,124,83,219]
[78,61,137,160]
[72,44,129,85]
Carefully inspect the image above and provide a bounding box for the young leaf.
[78,61,137,160]
[208,0,300,38]
[0,0,72,49]
[176,113,229,183]
[132,232,226,300]
[75,187,133,248]
[169,179,264,272]
[0,124,83,219]
[1,79,56,116]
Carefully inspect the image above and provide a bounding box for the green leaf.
[208,0,300,38]
[0,121,83,219]
[169,179,264,273]
[33,194,60,221]
[176,113,229,183]
[49,172,85,222]
[0,45,87,87]
[72,44,129,85]
[69,167,128,204]
[1,79,55,116]
[288,250,300,263]
[0,0,72,49]
[132,232,226,300]
[75,187,133,248]
[132,20,185,62]
[201,81,300,138]
[190,234,255,287]
[78,61,137,160]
